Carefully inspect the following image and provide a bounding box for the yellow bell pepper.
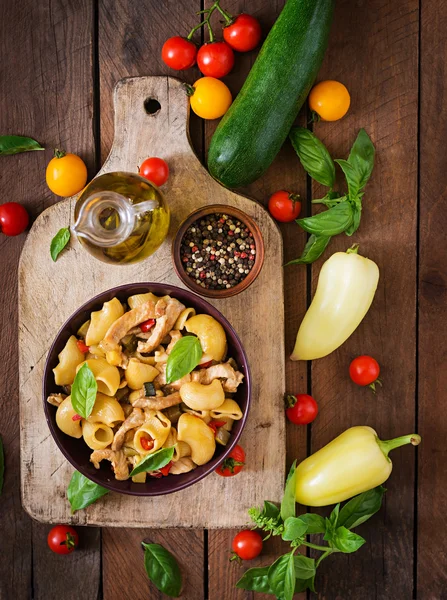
[291,246,379,361]
[295,426,421,506]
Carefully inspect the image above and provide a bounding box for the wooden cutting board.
[18,76,286,528]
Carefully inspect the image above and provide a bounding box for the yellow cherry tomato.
[189,77,232,120]
[46,150,88,197]
[309,80,351,122]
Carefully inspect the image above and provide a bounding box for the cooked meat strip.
[46,393,67,407]
[166,330,182,354]
[132,392,182,411]
[137,298,185,354]
[100,298,166,354]
[165,373,191,390]
[170,457,196,475]
[199,362,244,393]
[112,408,145,451]
[90,449,129,480]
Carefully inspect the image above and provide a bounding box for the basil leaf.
[347,128,375,192]
[130,447,174,477]
[293,555,316,580]
[295,574,316,593]
[236,566,274,594]
[285,234,331,266]
[71,363,97,419]
[50,227,71,262]
[324,504,340,543]
[280,461,297,522]
[284,553,296,600]
[345,200,362,236]
[297,202,354,236]
[67,470,109,513]
[297,513,326,534]
[338,486,386,530]
[289,127,336,188]
[282,517,308,541]
[332,526,366,553]
[263,500,280,519]
[166,336,202,384]
[0,435,4,495]
[142,542,182,597]
[0,135,44,155]
[268,553,292,599]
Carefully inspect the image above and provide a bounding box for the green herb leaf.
[293,555,316,580]
[236,566,274,594]
[285,234,331,266]
[282,517,308,541]
[130,447,174,477]
[67,470,109,513]
[338,486,386,530]
[0,135,44,155]
[50,227,71,262]
[166,336,202,384]
[295,574,316,593]
[280,461,297,522]
[344,200,362,236]
[71,363,97,419]
[331,526,366,553]
[297,202,354,237]
[263,500,280,519]
[142,542,182,598]
[289,127,336,188]
[312,192,347,208]
[268,553,293,599]
[329,503,340,526]
[347,128,375,193]
[0,435,4,495]
[297,513,326,534]
[284,553,296,600]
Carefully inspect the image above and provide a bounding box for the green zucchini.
[207,0,334,188]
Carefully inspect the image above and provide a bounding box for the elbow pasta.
[48,292,245,482]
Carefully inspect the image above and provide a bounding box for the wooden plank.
[203,1,308,598]
[0,0,99,598]
[309,0,419,598]
[417,0,447,597]
[103,528,204,600]
[97,3,206,598]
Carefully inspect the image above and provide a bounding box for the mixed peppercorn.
[180,213,256,290]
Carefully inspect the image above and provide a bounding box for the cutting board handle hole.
[144,98,161,115]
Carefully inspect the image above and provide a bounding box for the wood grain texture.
[309,0,418,598]
[203,2,308,598]
[18,76,286,528]
[103,528,204,600]
[0,0,100,598]
[417,0,447,597]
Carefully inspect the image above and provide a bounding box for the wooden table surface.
[1,0,445,598]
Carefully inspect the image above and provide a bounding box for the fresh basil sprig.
[237,461,386,596]
[71,363,97,419]
[0,435,4,495]
[289,127,375,264]
[67,470,109,513]
[0,135,44,155]
[130,446,174,477]
[142,542,182,597]
[50,227,71,262]
[166,335,202,384]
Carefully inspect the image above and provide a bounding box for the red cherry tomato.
[161,36,197,70]
[139,158,169,187]
[349,356,381,390]
[47,525,79,555]
[140,318,156,333]
[197,42,235,78]
[268,191,301,223]
[215,444,245,476]
[160,461,173,477]
[140,436,154,452]
[223,14,262,52]
[285,394,318,425]
[232,530,263,560]
[0,202,29,236]
[208,420,227,436]
[76,339,89,353]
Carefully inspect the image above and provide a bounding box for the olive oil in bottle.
[73,172,170,264]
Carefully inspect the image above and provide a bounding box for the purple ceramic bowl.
[43,283,251,496]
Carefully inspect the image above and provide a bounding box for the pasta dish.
[47,291,245,482]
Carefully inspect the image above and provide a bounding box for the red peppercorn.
[234,251,240,257]
[228,230,234,236]
[182,256,188,263]
[199,272,206,279]
[250,244,256,249]
[219,218,225,223]
[210,255,216,260]
[241,252,248,258]
[192,245,198,252]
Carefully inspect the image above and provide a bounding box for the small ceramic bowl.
[43,282,251,496]
[172,204,265,299]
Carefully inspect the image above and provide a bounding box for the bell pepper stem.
[376,433,421,459]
